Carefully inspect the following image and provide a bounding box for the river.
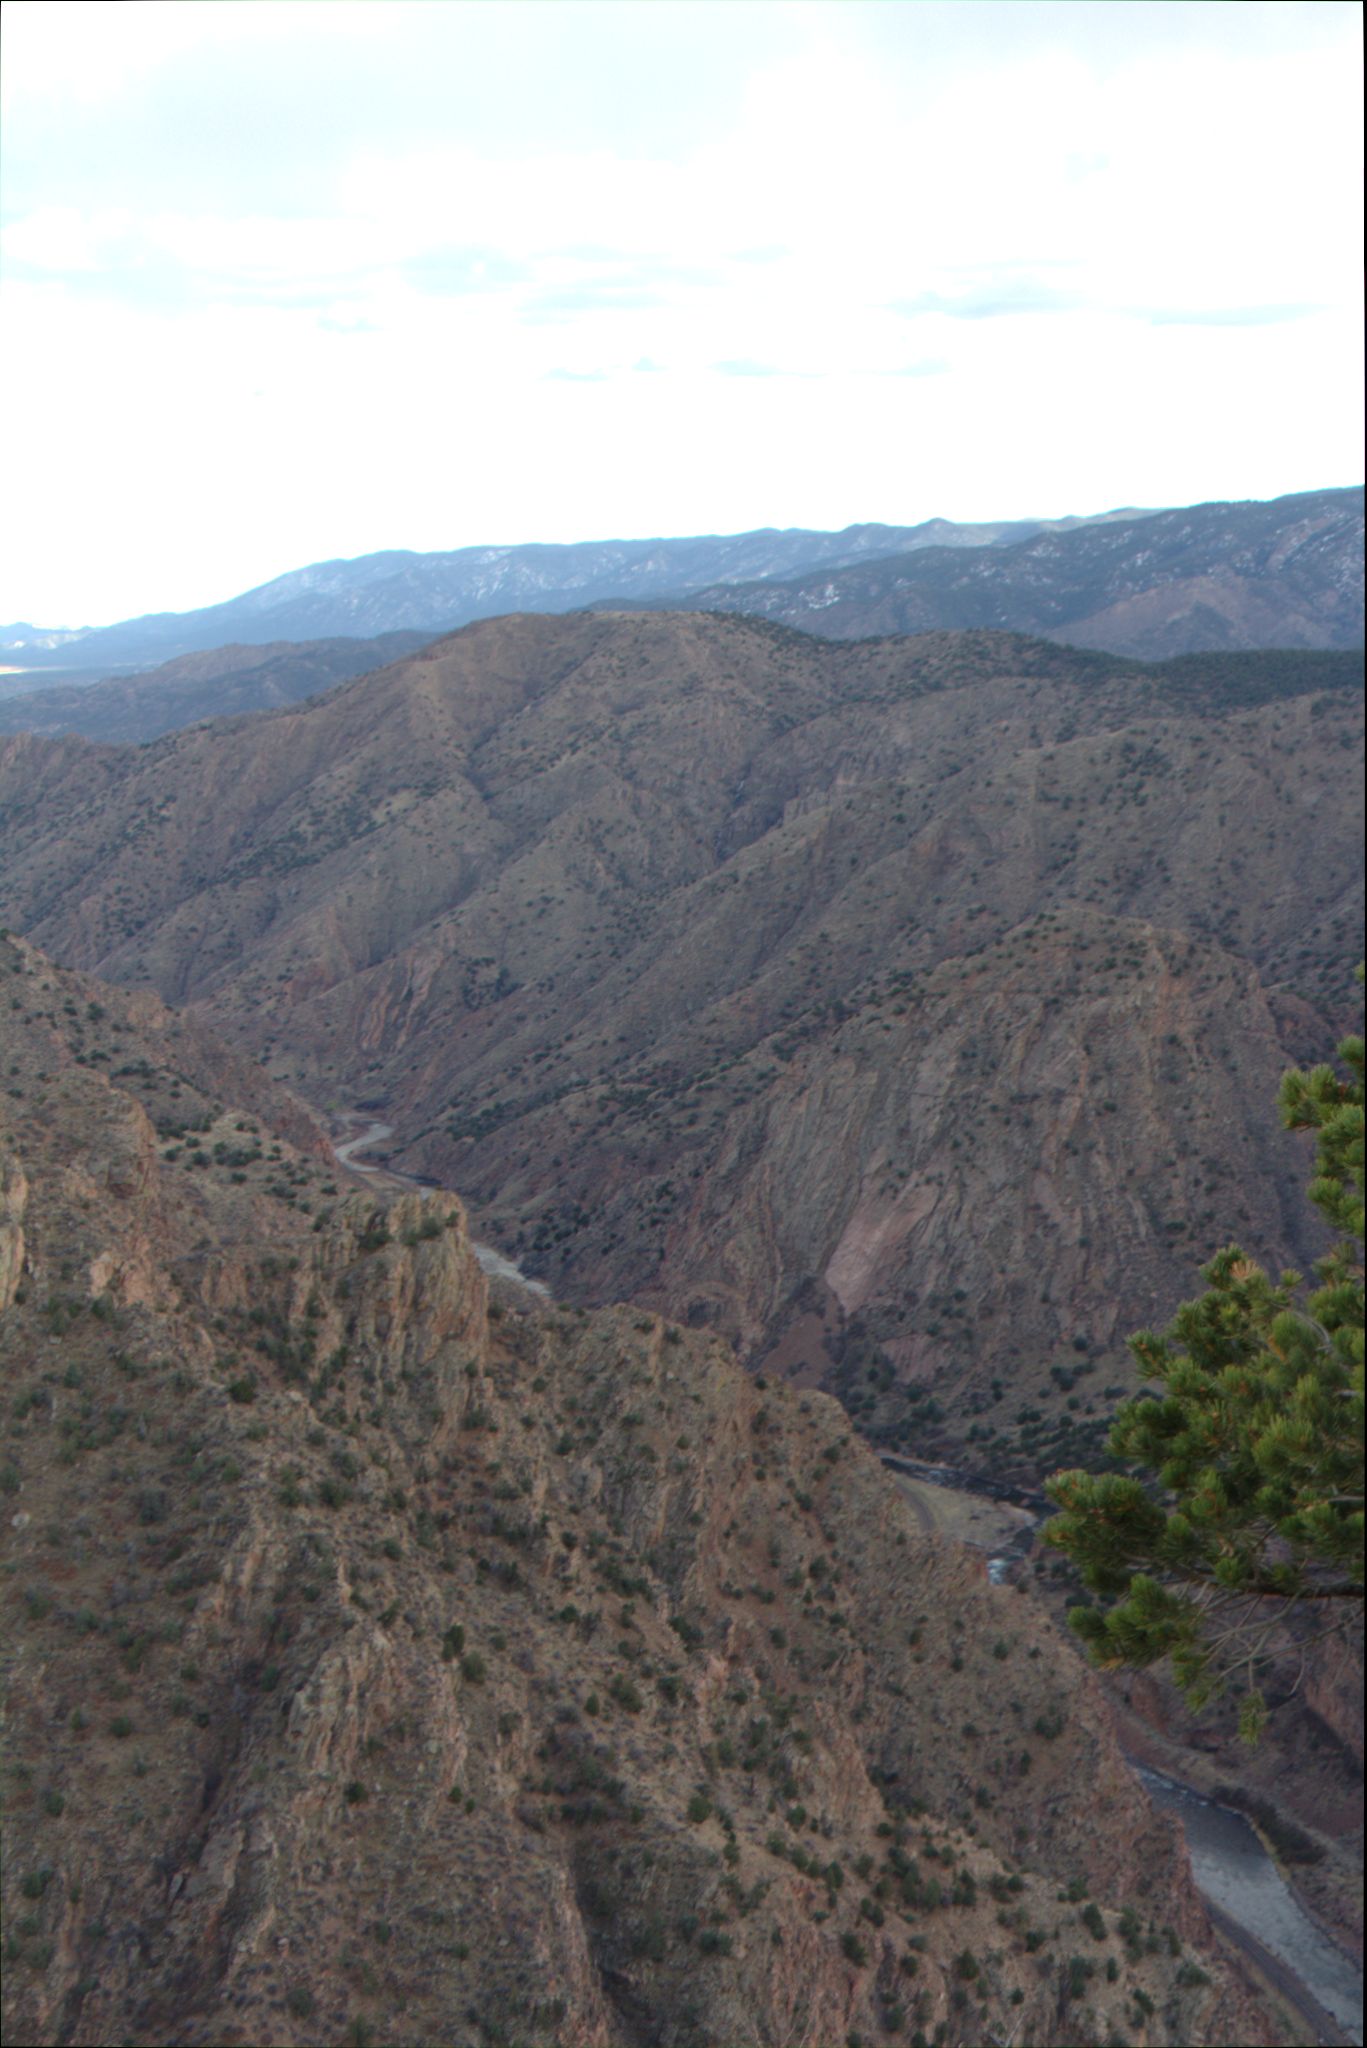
[1139,1765,1361,2045]
[881,1453,1362,2044]
[330,1117,550,1297]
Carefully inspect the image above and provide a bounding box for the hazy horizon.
[6,479,1366,638]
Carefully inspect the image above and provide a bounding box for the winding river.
[1139,1765,1361,2045]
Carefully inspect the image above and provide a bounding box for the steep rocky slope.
[0,935,1273,2047]
[670,489,1364,659]
[1,614,1360,1477]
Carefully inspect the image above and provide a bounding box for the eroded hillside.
[0,934,1279,2048]
[1,615,1360,1475]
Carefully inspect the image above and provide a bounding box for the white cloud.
[0,0,1361,623]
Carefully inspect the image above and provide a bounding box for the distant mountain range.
[0,513,1091,674]
[1,490,1358,705]
[659,487,1365,659]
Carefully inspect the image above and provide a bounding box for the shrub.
[1065,1955,1095,1999]
[631,1919,667,1961]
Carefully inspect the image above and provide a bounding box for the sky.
[1,0,1361,628]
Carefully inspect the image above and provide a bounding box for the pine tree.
[1043,975,1364,1740]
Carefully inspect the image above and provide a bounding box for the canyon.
[1,589,1361,2047]
[0,932,1283,2046]
[1,614,1360,1484]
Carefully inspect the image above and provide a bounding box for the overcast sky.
[2,0,1361,627]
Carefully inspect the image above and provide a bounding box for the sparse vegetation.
[0,598,1359,2048]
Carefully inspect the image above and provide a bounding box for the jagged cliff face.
[1,614,1360,1474]
[0,938,1269,2048]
